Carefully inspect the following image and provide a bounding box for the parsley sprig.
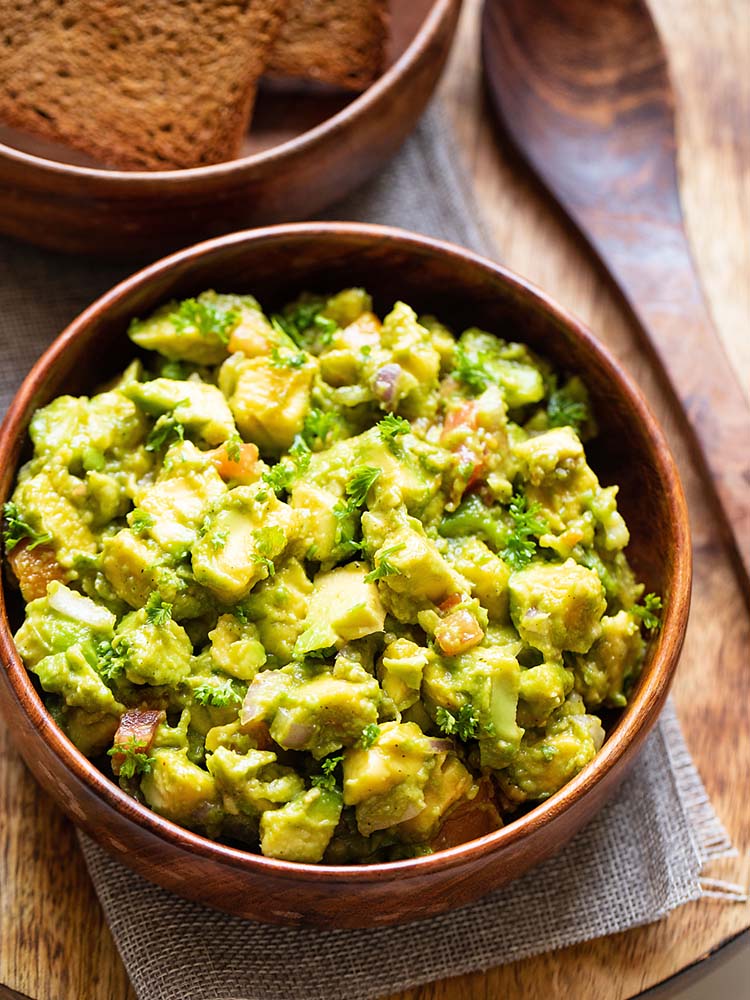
[108,736,156,779]
[311,754,343,793]
[452,345,490,393]
[272,302,338,351]
[365,543,404,583]
[436,704,479,742]
[377,414,410,451]
[146,412,185,452]
[359,723,380,749]
[145,592,173,627]
[345,466,381,507]
[632,592,663,633]
[96,639,129,683]
[301,407,338,450]
[270,346,307,370]
[500,493,547,570]
[547,386,589,433]
[251,526,286,577]
[172,298,237,345]
[2,501,52,552]
[194,680,241,708]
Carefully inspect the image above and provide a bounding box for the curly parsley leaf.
[365,543,404,583]
[452,345,490,393]
[311,753,343,793]
[436,704,479,742]
[225,433,242,463]
[547,386,589,433]
[345,466,381,508]
[172,298,237,345]
[2,501,52,552]
[145,592,173,627]
[301,407,338,450]
[500,492,548,571]
[146,412,185,453]
[359,723,380,749]
[251,526,285,577]
[108,736,156,779]
[632,592,663,633]
[271,302,338,351]
[270,346,308,370]
[96,639,129,683]
[377,413,410,452]
[193,680,241,708]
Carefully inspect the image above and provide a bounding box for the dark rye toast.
[268,0,389,91]
[0,0,287,170]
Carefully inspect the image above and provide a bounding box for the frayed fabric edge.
[660,702,747,902]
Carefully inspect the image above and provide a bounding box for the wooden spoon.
[481,0,750,598]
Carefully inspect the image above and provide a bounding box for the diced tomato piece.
[110,708,165,775]
[211,441,259,483]
[435,609,484,656]
[8,541,66,602]
[438,593,462,613]
[441,401,479,441]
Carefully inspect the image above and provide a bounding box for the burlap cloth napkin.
[1,104,745,1000]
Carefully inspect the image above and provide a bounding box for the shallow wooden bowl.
[0,0,461,259]
[0,224,691,927]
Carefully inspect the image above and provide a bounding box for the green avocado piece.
[115,607,192,687]
[260,787,343,863]
[509,559,606,656]
[128,292,252,365]
[123,378,235,447]
[140,747,223,835]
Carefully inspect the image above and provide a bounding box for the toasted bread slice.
[268,0,389,91]
[0,0,287,170]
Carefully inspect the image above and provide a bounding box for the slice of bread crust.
[268,0,389,92]
[0,0,288,170]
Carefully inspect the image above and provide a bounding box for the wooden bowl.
[0,223,691,927]
[0,1,461,260]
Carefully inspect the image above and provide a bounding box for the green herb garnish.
[146,413,185,453]
[108,736,156,779]
[345,466,381,508]
[547,386,589,433]
[435,704,479,742]
[145,592,173,627]
[172,298,237,345]
[130,509,154,536]
[364,543,404,583]
[193,680,241,708]
[377,413,410,449]
[632,592,663,633]
[359,723,380,749]
[2,501,52,552]
[311,753,343,793]
[270,346,307,370]
[501,493,547,570]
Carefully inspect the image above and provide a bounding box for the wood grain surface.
[1,0,748,996]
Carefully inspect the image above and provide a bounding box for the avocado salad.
[4,288,662,864]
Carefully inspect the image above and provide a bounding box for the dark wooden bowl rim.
[0,0,454,186]
[0,222,691,885]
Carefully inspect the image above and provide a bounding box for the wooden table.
[1,0,748,997]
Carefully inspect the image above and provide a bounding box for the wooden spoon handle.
[583,211,750,592]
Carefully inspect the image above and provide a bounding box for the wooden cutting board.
[1,0,748,997]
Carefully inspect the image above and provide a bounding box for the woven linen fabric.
[0,102,741,1000]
